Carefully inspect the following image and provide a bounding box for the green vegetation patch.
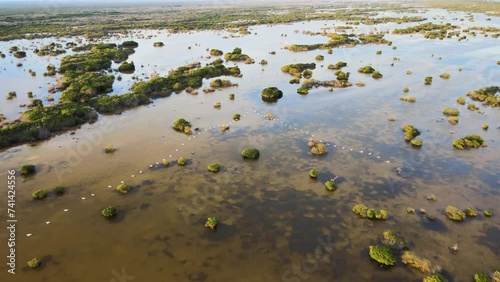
[466,86,499,108]
[118,61,135,73]
[382,230,407,250]
[27,257,42,269]
[327,61,347,70]
[172,118,191,133]
[117,183,130,194]
[205,217,217,230]
[402,124,421,141]
[207,163,220,172]
[242,148,260,159]
[261,87,283,102]
[281,63,316,78]
[32,189,48,199]
[369,245,396,266]
[102,206,117,218]
[401,251,438,274]
[445,205,466,221]
[423,274,448,282]
[90,93,150,114]
[453,134,486,149]
[309,169,319,178]
[177,157,188,165]
[443,108,460,116]
[210,49,223,56]
[20,164,36,175]
[224,47,253,62]
[352,204,388,220]
[131,63,240,98]
[358,65,375,74]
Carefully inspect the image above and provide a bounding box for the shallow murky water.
[0,8,499,282]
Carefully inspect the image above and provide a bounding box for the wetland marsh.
[0,2,499,282]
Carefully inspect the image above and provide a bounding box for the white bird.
[342,147,345,149]
[368,153,372,155]
[175,149,179,151]
[139,171,143,174]
[360,151,364,153]
[155,162,159,165]
[168,155,172,158]
[26,233,32,237]
[120,181,124,184]
[46,221,50,224]
[91,194,95,197]
[81,197,86,200]
[107,185,112,188]
[63,209,69,212]
[350,148,353,151]
[333,145,337,148]
[386,161,391,163]
[149,164,153,168]
[377,156,381,159]
[131,175,135,178]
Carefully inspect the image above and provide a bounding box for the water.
[0,9,499,282]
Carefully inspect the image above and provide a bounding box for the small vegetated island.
[357,65,383,79]
[466,86,499,108]
[453,134,487,150]
[398,123,423,147]
[393,22,460,40]
[261,87,283,102]
[285,32,390,52]
[224,47,254,64]
[282,63,352,94]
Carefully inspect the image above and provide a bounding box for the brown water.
[0,8,499,282]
